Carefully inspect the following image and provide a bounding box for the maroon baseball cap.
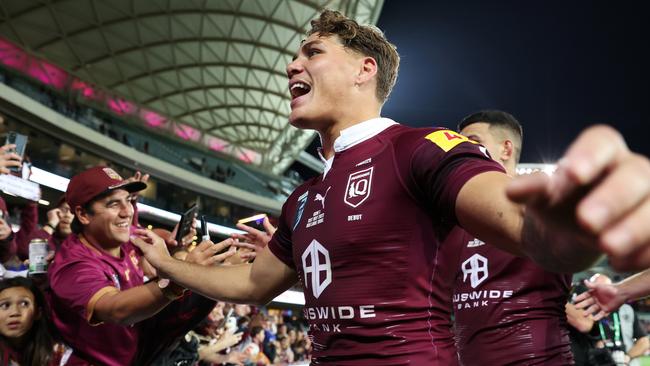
[66,166,147,209]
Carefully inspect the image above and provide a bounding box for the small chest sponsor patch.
[425,130,476,152]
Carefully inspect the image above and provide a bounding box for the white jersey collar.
[318,117,397,178]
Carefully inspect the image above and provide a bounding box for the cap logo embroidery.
[102,167,123,180]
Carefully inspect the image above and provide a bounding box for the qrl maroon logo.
[344,167,373,208]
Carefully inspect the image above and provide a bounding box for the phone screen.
[175,204,198,244]
[237,214,267,231]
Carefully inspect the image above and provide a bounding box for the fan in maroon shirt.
[133,9,650,366]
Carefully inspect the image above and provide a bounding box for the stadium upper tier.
[0,0,384,175]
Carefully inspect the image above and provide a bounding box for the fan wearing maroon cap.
[47,166,235,366]
[133,10,650,365]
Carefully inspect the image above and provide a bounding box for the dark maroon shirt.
[269,123,503,365]
[440,226,574,365]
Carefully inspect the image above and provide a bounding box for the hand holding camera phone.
[237,213,268,232]
[175,204,198,245]
[1,131,27,174]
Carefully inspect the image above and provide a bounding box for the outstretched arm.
[457,125,650,273]
[133,233,297,305]
[575,269,650,319]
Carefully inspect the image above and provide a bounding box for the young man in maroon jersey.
[443,110,574,364]
[47,166,231,366]
[133,10,650,365]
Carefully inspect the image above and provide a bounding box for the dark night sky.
[375,0,649,163]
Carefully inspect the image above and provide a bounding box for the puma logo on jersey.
[356,158,372,166]
[467,238,485,248]
[314,186,331,210]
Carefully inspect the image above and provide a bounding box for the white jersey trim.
[319,117,397,178]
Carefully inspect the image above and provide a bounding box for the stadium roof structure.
[0,0,384,175]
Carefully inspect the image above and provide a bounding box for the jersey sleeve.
[405,129,505,224]
[49,259,119,324]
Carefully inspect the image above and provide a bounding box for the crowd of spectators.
[0,142,310,365]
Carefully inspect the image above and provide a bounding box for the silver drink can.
[28,238,48,274]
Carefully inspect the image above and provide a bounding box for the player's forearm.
[616,269,650,302]
[520,212,603,273]
[157,257,265,304]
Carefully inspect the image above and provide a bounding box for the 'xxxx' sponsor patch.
[424,130,476,152]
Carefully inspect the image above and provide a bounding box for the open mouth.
[289,82,311,99]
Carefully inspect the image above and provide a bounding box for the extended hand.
[230,216,276,261]
[507,125,650,270]
[185,238,237,266]
[574,280,623,320]
[130,228,172,270]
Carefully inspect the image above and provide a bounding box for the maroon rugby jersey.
[440,226,574,365]
[268,119,503,365]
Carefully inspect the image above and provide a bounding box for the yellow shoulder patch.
[424,130,476,152]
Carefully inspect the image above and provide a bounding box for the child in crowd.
[0,277,61,366]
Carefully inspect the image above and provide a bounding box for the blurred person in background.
[0,142,23,264]
[274,335,294,364]
[566,278,599,366]
[241,325,271,366]
[16,197,73,262]
[0,198,16,264]
[575,274,650,366]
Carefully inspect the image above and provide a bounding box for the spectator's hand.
[507,125,650,271]
[130,228,172,270]
[184,238,237,266]
[167,218,197,247]
[232,216,276,246]
[46,208,61,228]
[0,218,11,240]
[124,170,150,186]
[0,144,22,175]
[574,280,623,320]
[123,171,149,204]
[214,329,243,351]
[45,250,55,264]
[229,216,276,262]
